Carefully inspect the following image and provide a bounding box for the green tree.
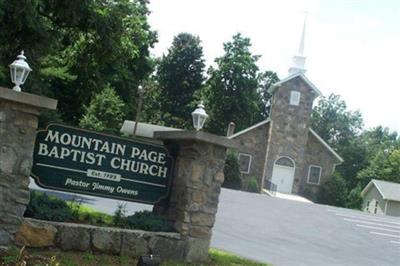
[204,34,261,135]
[155,33,205,128]
[317,173,348,207]
[258,70,279,119]
[222,152,242,190]
[0,0,156,125]
[346,186,363,210]
[311,94,367,188]
[79,85,125,134]
[311,94,363,147]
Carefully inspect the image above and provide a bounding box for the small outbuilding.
[361,179,400,217]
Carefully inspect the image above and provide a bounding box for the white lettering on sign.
[87,169,121,182]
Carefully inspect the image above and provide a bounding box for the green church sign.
[31,124,173,204]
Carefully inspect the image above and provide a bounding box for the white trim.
[228,119,270,139]
[268,72,322,96]
[307,164,322,185]
[361,180,386,200]
[361,181,374,197]
[362,179,400,202]
[308,128,344,163]
[274,156,295,168]
[290,91,301,105]
[238,153,252,174]
[384,200,389,215]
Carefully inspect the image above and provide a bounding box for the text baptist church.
[37,128,169,178]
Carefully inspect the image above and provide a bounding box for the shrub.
[222,152,242,190]
[125,211,175,232]
[79,85,126,134]
[112,203,128,227]
[317,172,348,207]
[247,177,259,193]
[25,191,73,222]
[346,186,363,210]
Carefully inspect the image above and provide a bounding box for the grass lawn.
[0,247,270,266]
[68,201,114,226]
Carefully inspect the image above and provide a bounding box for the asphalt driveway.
[30,182,400,266]
[212,189,400,266]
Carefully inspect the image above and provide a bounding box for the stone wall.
[154,131,235,262]
[0,87,56,247]
[263,76,318,193]
[0,86,234,263]
[300,132,341,200]
[232,121,270,188]
[16,218,184,260]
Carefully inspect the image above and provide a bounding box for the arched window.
[275,157,295,168]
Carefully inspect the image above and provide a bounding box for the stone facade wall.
[263,76,318,193]
[232,122,270,188]
[0,99,41,246]
[16,218,184,260]
[159,139,227,262]
[300,133,340,199]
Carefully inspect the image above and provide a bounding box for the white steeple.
[288,14,307,75]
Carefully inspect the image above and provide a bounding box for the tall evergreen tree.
[156,33,205,128]
[79,85,126,134]
[204,34,261,135]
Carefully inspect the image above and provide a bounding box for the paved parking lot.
[212,189,400,266]
[30,182,400,266]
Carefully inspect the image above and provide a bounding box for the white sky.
[148,0,400,133]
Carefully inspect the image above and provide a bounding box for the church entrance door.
[271,157,295,193]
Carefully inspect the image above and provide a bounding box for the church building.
[229,18,343,198]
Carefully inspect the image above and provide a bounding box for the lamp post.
[133,85,145,136]
[9,51,32,92]
[191,101,208,131]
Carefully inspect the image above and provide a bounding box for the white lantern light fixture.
[9,50,32,92]
[191,101,208,131]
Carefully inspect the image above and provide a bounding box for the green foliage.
[0,0,156,125]
[311,94,364,146]
[317,173,348,207]
[25,191,73,222]
[311,94,366,187]
[125,211,175,232]
[222,152,242,190]
[204,34,262,135]
[79,85,126,134]
[346,186,363,210]
[257,71,279,119]
[208,248,269,266]
[112,203,128,228]
[247,177,259,193]
[155,33,205,129]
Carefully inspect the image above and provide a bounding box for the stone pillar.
[154,131,237,262]
[0,87,57,246]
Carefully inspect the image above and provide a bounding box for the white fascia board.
[371,180,388,200]
[229,119,270,139]
[269,73,322,96]
[361,181,373,197]
[308,128,344,163]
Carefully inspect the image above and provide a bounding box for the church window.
[290,91,301,105]
[275,157,295,167]
[307,165,321,185]
[238,153,252,174]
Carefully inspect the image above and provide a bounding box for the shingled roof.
[362,179,400,202]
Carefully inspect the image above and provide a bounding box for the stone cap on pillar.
[154,130,239,149]
[0,86,57,110]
